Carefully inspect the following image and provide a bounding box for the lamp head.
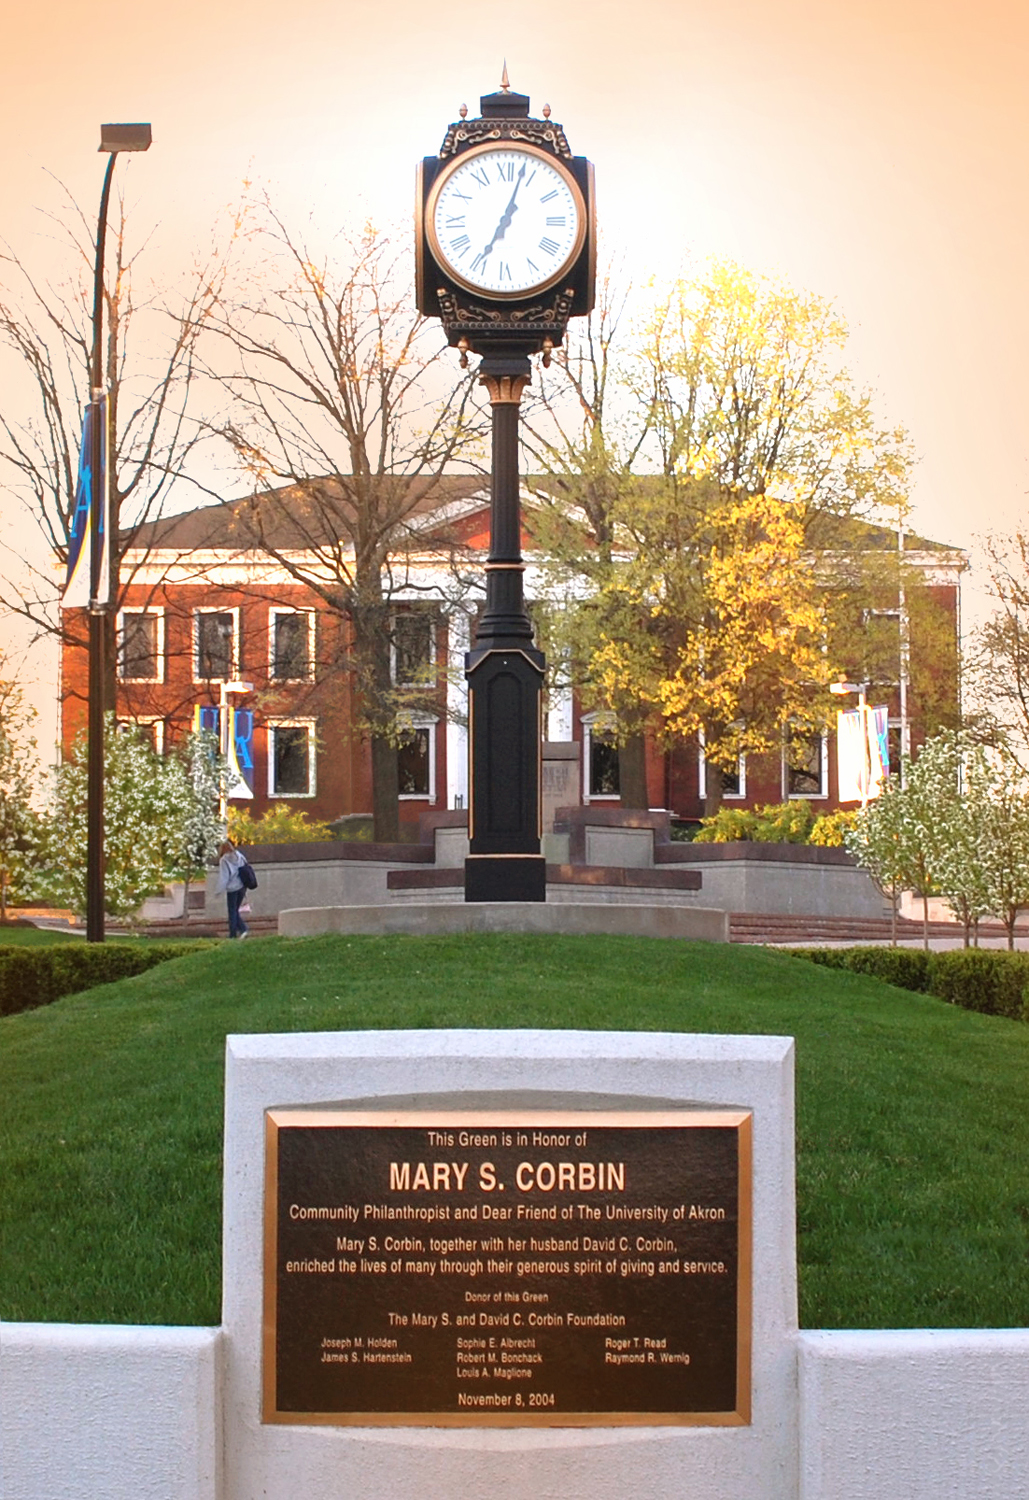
[99,123,152,153]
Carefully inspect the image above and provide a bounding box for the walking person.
[216,839,250,940]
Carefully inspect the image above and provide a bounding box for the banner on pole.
[62,397,110,608]
[836,704,891,803]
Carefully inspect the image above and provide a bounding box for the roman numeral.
[497,161,515,181]
[450,235,471,257]
[471,168,489,188]
[540,189,559,203]
[546,216,566,227]
[539,236,559,256]
[451,190,471,202]
[526,257,540,275]
[471,249,490,273]
[499,262,511,281]
[445,215,465,227]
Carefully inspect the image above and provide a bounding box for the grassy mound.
[2,933,1027,1330]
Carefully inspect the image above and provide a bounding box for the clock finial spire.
[500,61,511,92]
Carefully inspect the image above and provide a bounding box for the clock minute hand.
[472,162,528,271]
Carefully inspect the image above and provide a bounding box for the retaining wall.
[5,1323,1027,1498]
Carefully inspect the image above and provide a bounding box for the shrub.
[228,807,334,844]
[692,806,760,843]
[752,800,815,843]
[0,941,209,1018]
[841,946,932,992]
[809,809,858,847]
[928,950,1029,1021]
[694,800,814,844]
[785,945,1029,1021]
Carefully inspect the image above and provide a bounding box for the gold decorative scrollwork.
[437,287,577,334]
[438,117,572,160]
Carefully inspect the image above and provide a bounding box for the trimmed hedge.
[785,946,1029,1022]
[0,941,211,1018]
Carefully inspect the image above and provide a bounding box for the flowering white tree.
[162,729,227,921]
[847,733,959,948]
[0,668,40,921]
[846,779,915,946]
[932,737,992,946]
[37,719,227,923]
[973,753,1029,950]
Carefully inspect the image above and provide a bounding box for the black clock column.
[415,75,595,903]
[464,356,546,903]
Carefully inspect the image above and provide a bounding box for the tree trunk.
[618,733,649,811]
[704,777,725,820]
[890,883,898,947]
[1006,909,1016,951]
[921,890,929,952]
[371,735,400,843]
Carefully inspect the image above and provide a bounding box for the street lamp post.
[86,123,152,943]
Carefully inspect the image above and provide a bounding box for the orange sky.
[2,0,1027,736]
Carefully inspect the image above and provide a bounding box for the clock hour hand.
[472,162,528,272]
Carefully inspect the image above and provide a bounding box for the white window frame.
[116,608,165,683]
[581,712,620,804]
[391,609,436,688]
[192,606,240,684]
[862,607,902,688]
[396,713,438,802]
[783,730,829,800]
[115,715,165,754]
[697,731,746,801]
[268,608,315,683]
[267,717,317,799]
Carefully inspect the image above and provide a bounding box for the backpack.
[238,855,258,891]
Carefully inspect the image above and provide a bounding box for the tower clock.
[417,76,596,902]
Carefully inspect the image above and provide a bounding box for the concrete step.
[729,912,1023,945]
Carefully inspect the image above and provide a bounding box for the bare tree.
[0,179,231,712]
[207,200,483,840]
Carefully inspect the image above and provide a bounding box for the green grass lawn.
[2,932,1027,1331]
[0,925,81,945]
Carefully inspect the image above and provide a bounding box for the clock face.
[428,143,585,299]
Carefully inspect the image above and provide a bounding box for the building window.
[270,610,314,681]
[785,732,828,799]
[392,610,434,686]
[698,732,746,800]
[268,720,316,797]
[397,715,438,800]
[117,610,163,681]
[194,609,238,682]
[582,713,620,801]
[116,717,165,754]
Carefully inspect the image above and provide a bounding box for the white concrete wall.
[218,1031,798,1500]
[798,1329,1029,1500]
[0,1323,220,1500]
[681,858,887,918]
[277,901,727,940]
[206,858,394,915]
[5,1324,1029,1499]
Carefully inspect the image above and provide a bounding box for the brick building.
[59,484,967,833]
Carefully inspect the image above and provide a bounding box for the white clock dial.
[429,145,584,298]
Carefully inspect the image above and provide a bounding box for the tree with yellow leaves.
[528,258,913,811]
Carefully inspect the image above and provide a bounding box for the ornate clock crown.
[438,69,572,162]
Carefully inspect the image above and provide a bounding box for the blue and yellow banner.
[63,397,110,608]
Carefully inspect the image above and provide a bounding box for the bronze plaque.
[263,1109,752,1426]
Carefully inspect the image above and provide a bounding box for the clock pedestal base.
[464,855,547,904]
[464,642,545,903]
